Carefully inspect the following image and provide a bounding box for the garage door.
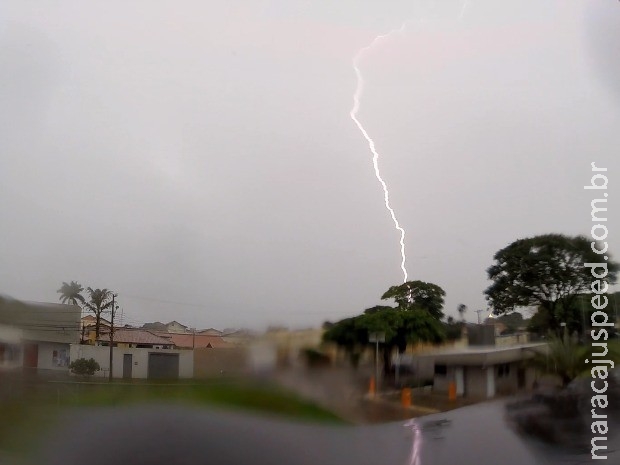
[147,353,179,379]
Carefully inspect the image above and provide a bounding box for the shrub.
[301,348,331,368]
[69,357,101,377]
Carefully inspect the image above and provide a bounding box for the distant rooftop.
[416,343,548,366]
[97,329,173,346]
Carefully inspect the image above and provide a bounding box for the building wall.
[496,333,530,347]
[494,362,519,395]
[464,366,488,398]
[0,324,22,370]
[166,322,187,334]
[433,365,489,398]
[433,363,539,399]
[70,345,193,379]
[467,325,496,346]
[193,348,248,378]
[433,365,454,393]
[37,342,71,370]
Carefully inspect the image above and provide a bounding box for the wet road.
[30,399,618,465]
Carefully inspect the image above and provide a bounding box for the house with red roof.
[155,332,231,349]
[96,329,174,349]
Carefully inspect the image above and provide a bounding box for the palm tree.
[84,288,114,340]
[57,281,85,306]
[457,304,467,321]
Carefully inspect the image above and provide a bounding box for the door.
[148,353,179,379]
[455,367,465,396]
[23,343,38,368]
[486,367,496,398]
[517,368,526,389]
[123,354,133,379]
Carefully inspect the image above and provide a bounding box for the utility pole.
[108,293,118,382]
[476,309,486,325]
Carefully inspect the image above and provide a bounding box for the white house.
[70,344,193,380]
[416,343,547,399]
[0,296,81,372]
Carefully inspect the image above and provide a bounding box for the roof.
[166,321,187,328]
[197,328,222,336]
[141,322,167,331]
[97,329,173,346]
[81,315,111,326]
[416,343,548,366]
[0,298,80,344]
[154,332,231,349]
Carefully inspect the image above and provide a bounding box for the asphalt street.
[28,399,617,465]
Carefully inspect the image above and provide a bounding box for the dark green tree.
[494,312,525,335]
[381,280,446,319]
[322,316,368,368]
[324,280,446,374]
[485,234,618,335]
[57,281,85,306]
[84,288,114,340]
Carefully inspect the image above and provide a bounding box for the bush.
[301,348,331,368]
[69,358,101,377]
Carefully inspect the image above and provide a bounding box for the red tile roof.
[154,332,231,349]
[97,329,173,346]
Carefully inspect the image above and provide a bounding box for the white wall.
[37,342,71,371]
[0,324,22,370]
[70,345,193,379]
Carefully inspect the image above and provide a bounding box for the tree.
[457,304,467,321]
[323,280,447,375]
[84,288,114,340]
[485,234,618,334]
[381,280,446,319]
[324,306,445,374]
[57,281,85,306]
[322,316,367,368]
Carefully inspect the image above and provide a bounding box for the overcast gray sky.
[1,0,619,330]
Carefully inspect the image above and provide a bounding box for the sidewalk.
[271,366,454,424]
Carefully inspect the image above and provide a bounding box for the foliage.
[301,348,331,368]
[494,312,525,335]
[69,358,100,377]
[485,234,618,334]
[527,294,618,337]
[324,281,447,373]
[528,336,619,387]
[83,288,114,339]
[381,280,446,319]
[57,281,85,306]
[444,318,464,341]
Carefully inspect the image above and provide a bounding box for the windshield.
[1,1,618,464]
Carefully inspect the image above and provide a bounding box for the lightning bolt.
[350,24,409,283]
[349,1,470,284]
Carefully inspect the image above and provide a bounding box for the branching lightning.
[350,24,410,283]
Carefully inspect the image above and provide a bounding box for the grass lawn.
[0,377,344,457]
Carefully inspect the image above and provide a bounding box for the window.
[497,364,511,378]
[434,364,447,376]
